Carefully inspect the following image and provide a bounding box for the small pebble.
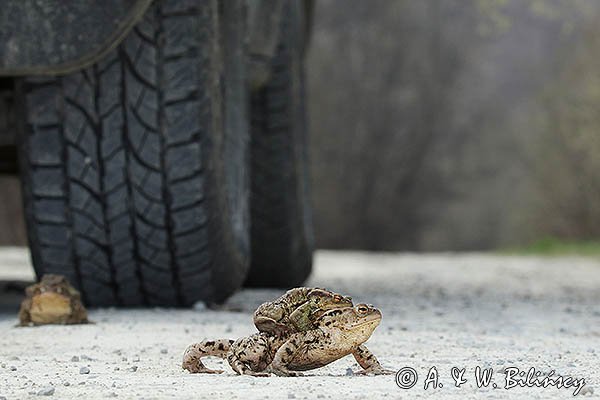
[193,302,207,311]
[9,356,19,361]
[79,367,90,374]
[114,367,120,371]
[107,393,118,398]
[129,366,138,372]
[71,356,79,362]
[345,368,354,376]
[37,386,55,396]
[132,356,140,362]
[580,386,594,396]
[160,349,168,354]
[288,394,295,399]
[64,382,70,386]
[10,366,17,371]
[81,355,92,361]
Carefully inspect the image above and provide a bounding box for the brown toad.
[253,287,353,336]
[182,303,393,376]
[18,274,88,326]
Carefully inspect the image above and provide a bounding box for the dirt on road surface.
[1,248,599,399]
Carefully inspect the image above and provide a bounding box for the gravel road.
[0,248,599,399]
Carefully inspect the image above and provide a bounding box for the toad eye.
[356,305,369,314]
[333,295,343,302]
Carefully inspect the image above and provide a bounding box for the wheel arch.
[0,0,152,76]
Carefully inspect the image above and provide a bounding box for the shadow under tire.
[245,3,314,288]
[16,0,249,307]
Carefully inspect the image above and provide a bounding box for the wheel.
[16,0,249,307]
[245,2,314,288]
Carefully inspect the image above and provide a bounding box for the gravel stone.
[580,386,594,396]
[37,386,55,396]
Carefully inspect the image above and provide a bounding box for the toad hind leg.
[182,339,234,374]
[227,334,272,377]
[253,302,294,336]
[352,345,395,375]
[265,335,305,377]
[253,316,294,336]
[227,353,270,377]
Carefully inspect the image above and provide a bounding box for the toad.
[253,287,353,336]
[183,304,393,376]
[18,274,88,326]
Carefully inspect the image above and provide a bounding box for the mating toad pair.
[182,287,393,376]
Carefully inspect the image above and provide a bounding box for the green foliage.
[530,20,600,242]
[502,237,600,256]
[474,0,511,36]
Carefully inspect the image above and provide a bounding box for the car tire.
[16,0,249,307]
[245,2,314,288]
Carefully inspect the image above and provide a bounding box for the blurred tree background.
[307,0,600,250]
[2,0,600,252]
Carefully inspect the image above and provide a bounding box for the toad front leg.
[18,297,32,325]
[352,345,395,375]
